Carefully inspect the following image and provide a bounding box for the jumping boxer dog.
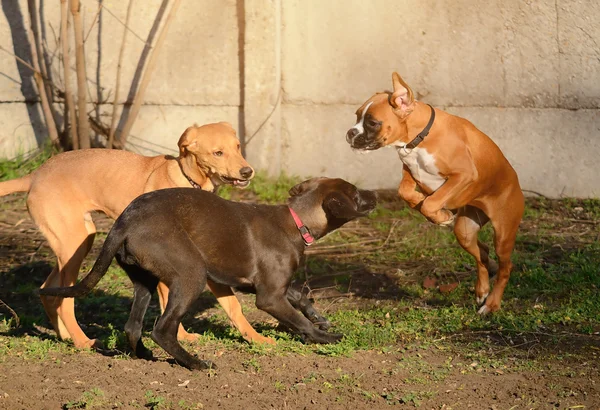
[346,72,524,315]
[40,178,378,370]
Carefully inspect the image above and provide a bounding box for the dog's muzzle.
[346,128,381,151]
[357,189,378,214]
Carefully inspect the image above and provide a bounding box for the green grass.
[0,141,57,181]
[218,171,302,203]
[0,157,599,378]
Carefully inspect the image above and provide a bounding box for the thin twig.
[0,298,20,328]
[117,0,181,147]
[25,0,60,146]
[92,0,148,44]
[83,2,103,43]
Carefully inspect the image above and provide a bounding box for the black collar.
[405,104,435,149]
[176,158,202,189]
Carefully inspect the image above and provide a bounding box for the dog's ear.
[323,192,362,219]
[289,179,314,197]
[390,72,415,119]
[177,126,198,156]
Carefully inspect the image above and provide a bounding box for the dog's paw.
[477,304,491,316]
[134,346,155,361]
[177,331,200,343]
[317,320,332,331]
[308,313,332,331]
[475,292,488,306]
[75,338,103,350]
[437,210,456,226]
[307,329,343,344]
[192,359,216,371]
[252,335,276,345]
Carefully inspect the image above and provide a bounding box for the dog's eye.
[366,119,381,128]
[213,151,223,157]
[237,144,240,151]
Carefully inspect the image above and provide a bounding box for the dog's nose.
[346,128,359,143]
[239,167,254,179]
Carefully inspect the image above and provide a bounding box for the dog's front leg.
[256,289,342,344]
[398,165,426,209]
[208,280,275,345]
[287,287,331,330]
[419,172,475,226]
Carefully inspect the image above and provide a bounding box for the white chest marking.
[392,142,446,191]
[351,101,373,134]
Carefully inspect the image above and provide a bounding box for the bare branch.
[84,2,104,43]
[25,0,60,147]
[70,0,90,149]
[108,0,134,149]
[0,298,20,328]
[61,0,78,149]
[117,0,181,147]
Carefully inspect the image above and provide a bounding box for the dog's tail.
[39,219,128,298]
[0,174,32,197]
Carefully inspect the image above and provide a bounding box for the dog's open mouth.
[220,175,251,188]
[352,141,382,151]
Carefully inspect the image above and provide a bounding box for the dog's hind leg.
[34,201,98,348]
[287,287,331,331]
[478,191,524,315]
[151,281,214,370]
[453,206,493,306]
[156,282,201,343]
[119,261,159,360]
[209,280,275,345]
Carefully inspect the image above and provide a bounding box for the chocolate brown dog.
[0,122,263,348]
[40,177,377,369]
[346,72,524,315]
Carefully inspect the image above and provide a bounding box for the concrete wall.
[1,0,599,197]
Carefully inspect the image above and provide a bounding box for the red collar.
[288,207,315,246]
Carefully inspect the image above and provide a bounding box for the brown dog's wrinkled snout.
[356,189,378,215]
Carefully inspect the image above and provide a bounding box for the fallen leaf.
[423,276,437,289]
[439,282,459,293]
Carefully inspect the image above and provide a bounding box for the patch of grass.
[0,141,58,181]
[218,171,302,204]
[64,387,107,409]
[0,335,81,361]
[144,391,169,409]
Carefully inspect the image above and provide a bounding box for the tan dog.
[346,72,524,314]
[0,122,274,348]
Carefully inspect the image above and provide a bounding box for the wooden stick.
[28,0,54,107]
[108,0,134,149]
[70,0,90,149]
[25,0,60,147]
[61,0,79,149]
[117,0,182,147]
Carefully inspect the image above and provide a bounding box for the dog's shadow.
[0,261,243,349]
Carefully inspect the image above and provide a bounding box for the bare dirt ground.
[0,192,599,410]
